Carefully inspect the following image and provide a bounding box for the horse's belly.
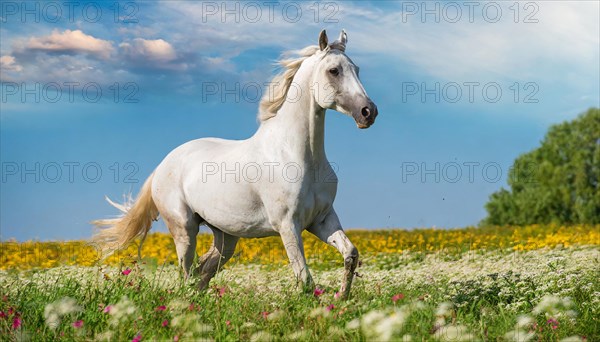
[221,225,280,238]
[185,180,334,238]
[200,206,278,238]
[185,180,277,237]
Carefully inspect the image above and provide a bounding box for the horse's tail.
[91,173,159,259]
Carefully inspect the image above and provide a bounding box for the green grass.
[1,246,599,341]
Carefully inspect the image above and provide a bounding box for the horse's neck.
[260,57,327,164]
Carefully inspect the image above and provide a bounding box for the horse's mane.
[258,45,320,122]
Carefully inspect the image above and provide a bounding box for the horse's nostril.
[361,107,370,118]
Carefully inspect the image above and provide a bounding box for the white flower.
[504,329,535,342]
[309,307,331,319]
[533,295,574,318]
[250,331,273,342]
[361,310,386,327]
[108,296,137,326]
[436,302,454,317]
[346,318,360,330]
[434,325,473,342]
[171,312,213,337]
[516,315,534,329]
[266,309,284,321]
[168,299,190,312]
[357,305,412,342]
[242,322,257,330]
[287,330,310,340]
[44,297,81,330]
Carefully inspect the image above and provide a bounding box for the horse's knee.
[344,246,359,269]
[350,246,358,258]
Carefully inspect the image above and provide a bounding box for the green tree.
[484,108,600,225]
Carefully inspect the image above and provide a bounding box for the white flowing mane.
[258,45,321,122]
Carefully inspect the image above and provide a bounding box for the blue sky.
[1,1,599,241]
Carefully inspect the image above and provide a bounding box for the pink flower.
[173,335,179,342]
[0,311,6,319]
[261,311,269,319]
[392,293,405,303]
[162,320,169,327]
[122,268,132,276]
[103,305,112,313]
[217,287,227,297]
[547,318,559,330]
[12,317,21,330]
[226,320,231,326]
[326,304,335,312]
[132,333,142,342]
[155,305,167,312]
[334,292,341,299]
[313,288,325,297]
[72,320,83,328]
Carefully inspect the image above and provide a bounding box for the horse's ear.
[319,30,328,51]
[339,29,347,47]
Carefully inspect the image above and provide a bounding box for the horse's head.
[312,30,378,129]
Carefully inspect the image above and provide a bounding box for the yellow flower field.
[1,225,598,270]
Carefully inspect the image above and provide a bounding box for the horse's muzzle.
[353,102,378,129]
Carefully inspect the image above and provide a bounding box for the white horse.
[93,30,378,298]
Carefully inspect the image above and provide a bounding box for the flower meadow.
[1,225,599,341]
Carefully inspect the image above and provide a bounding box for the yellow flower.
[1,224,598,270]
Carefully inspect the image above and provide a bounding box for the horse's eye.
[329,68,339,76]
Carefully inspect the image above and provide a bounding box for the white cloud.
[156,1,323,54]
[0,55,22,72]
[22,29,114,60]
[340,2,599,81]
[152,1,598,83]
[120,38,177,62]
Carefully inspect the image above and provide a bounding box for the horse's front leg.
[280,224,314,292]
[308,209,359,299]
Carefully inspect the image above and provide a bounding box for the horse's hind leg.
[163,212,201,279]
[197,227,239,290]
